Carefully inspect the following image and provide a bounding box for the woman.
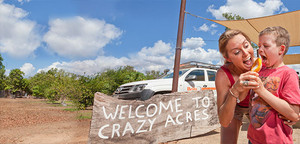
[215,29,255,144]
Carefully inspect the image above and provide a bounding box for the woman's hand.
[238,71,264,93]
[235,72,259,90]
[231,71,259,101]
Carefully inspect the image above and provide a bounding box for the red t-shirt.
[248,66,300,144]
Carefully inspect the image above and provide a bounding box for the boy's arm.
[253,76,300,122]
[279,111,300,125]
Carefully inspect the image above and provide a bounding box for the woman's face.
[225,34,254,72]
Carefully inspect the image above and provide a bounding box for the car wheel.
[140,90,155,101]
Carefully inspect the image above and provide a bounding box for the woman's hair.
[259,26,290,55]
[219,29,251,63]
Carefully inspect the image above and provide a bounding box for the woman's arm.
[215,69,249,127]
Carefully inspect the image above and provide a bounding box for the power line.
[184,11,209,20]
[202,40,218,41]
[184,11,218,42]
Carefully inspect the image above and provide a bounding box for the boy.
[247,26,300,144]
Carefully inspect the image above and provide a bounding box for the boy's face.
[225,34,254,72]
[258,34,285,68]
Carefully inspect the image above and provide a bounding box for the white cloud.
[207,0,288,20]
[133,40,174,72]
[138,40,172,56]
[181,37,221,64]
[197,24,209,32]
[210,24,217,28]
[17,0,30,4]
[4,69,10,76]
[183,37,206,49]
[38,38,222,75]
[211,30,217,35]
[0,2,41,58]
[38,40,174,75]
[37,57,129,75]
[20,63,35,77]
[43,16,123,59]
[194,24,218,35]
[181,48,221,64]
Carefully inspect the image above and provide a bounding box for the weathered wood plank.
[89,90,220,144]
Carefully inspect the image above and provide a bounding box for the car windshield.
[162,69,189,79]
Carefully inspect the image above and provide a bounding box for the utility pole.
[172,0,186,92]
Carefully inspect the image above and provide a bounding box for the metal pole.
[172,0,186,92]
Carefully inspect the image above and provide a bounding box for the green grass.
[46,100,60,104]
[76,112,92,120]
[43,100,93,120]
[63,107,79,112]
[45,100,75,107]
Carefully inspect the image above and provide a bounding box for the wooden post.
[172,0,186,92]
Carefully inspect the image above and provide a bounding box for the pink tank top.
[220,66,249,107]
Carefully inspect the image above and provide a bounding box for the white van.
[113,61,219,100]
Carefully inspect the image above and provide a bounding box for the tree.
[145,70,164,79]
[28,68,94,109]
[0,54,6,90]
[89,66,146,95]
[22,78,31,94]
[222,13,259,51]
[222,13,244,31]
[6,69,25,93]
[26,65,164,110]
[70,75,94,110]
[222,13,244,20]
[29,71,53,98]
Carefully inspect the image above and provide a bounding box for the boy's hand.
[279,113,300,125]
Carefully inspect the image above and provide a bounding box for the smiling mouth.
[243,57,252,66]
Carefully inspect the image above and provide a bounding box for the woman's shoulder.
[216,66,226,76]
[216,66,230,82]
[216,67,231,91]
[216,64,230,76]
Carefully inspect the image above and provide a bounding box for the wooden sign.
[88,90,220,144]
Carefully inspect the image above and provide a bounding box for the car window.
[162,69,188,79]
[187,70,205,81]
[207,70,216,81]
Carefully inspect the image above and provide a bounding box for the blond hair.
[219,29,251,63]
[259,26,290,55]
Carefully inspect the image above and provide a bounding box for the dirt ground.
[0,98,299,144]
[0,98,91,144]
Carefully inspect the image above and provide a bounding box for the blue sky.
[0,0,299,77]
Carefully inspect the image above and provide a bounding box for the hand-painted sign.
[88,90,220,144]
